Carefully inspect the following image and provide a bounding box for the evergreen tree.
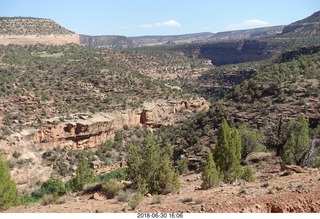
[282,116,311,166]
[214,118,243,183]
[201,152,220,189]
[127,135,180,194]
[0,154,20,210]
[68,154,96,192]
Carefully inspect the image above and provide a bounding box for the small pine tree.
[201,152,220,189]
[68,154,96,192]
[214,118,243,183]
[0,154,21,210]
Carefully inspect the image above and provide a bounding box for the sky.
[0,0,319,36]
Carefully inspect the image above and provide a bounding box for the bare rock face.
[31,98,209,149]
[0,34,80,45]
[194,40,273,66]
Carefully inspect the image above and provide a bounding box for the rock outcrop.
[0,18,80,45]
[0,34,80,45]
[0,98,208,193]
[2,98,209,154]
[190,40,273,66]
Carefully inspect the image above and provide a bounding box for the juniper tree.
[127,135,180,194]
[213,118,243,183]
[201,152,220,189]
[67,153,96,192]
[282,116,311,166]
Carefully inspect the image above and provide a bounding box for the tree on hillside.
[201,152,221,189]
[67,153,96,192]
[238,125,264,159]
[0,154,20,210]
[213,118,243,183]
[263,117,295,157]
[282,116,311,166]
[127,135,180,194]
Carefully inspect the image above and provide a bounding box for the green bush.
[30,178,67,202]
[102,179,124,199]
[99,168,127,182]
[242,166,255,182]
[0,154,21,210]
[41,178,66,195]
[177,157,189,175]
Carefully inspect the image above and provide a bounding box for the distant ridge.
[0,17,79,45]
[281,11,320,36]
[80,26,284,49]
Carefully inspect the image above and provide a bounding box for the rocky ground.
[6,153,320,213]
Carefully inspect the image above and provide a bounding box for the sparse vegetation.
[128,192,143,210]
[101,179,124,199]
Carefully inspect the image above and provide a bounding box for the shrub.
[242,166,255,182]
[0,154,21,210]
[31,178,66,200]
[151,195,164,204]
[102,179,124,199]
[41,194,58,206]
[201,152,221,189]
[128,192,143,210]
[99,168,127,182]
[41,178,66,195]
[116,189,134,202]
[238,125,264,159]
[177,157,189,175]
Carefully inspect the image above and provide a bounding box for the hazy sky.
[1,0,319,36]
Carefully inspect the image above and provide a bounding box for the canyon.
[0,98,209,192]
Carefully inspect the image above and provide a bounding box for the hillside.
[281,11,320,37]
[0,17,79,45]
[1,11,320,213]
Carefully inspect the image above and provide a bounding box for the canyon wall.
[0,98,208,192]
[0,34,80,45]
[191,40,273,66]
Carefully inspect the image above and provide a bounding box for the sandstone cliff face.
[32,98,208,149]
[192,40,273,66]
[0,99,209,156]
[0,34,80,45]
